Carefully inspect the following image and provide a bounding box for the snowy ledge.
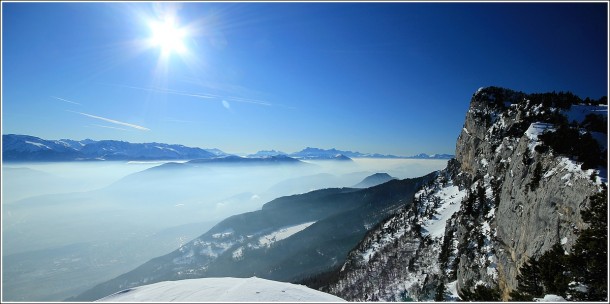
[96,277,346,302]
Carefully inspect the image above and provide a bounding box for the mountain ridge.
[1,134,225,161]
[70,173,436,301]
[2,134,453,161]
[352,173,395,188]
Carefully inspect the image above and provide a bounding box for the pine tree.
[529,162,542,191]
[464,190,475,218]
[458,280,476,301]
[476,182,486,206]
[509,257,544,301]
[476,182,489,216]
[435,282,446,301]
[438,228,454,270]
[537,243,569,296]
[568,186,608,301]
[472,284,501,301]
[459,281,501,301]
[490,177,502,206]
[522,147,532,166]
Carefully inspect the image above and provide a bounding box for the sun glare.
[148,17,188,56]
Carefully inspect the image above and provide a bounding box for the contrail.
[92,124,130,131]
[52,96,81,105]
[68,110,150,131]
[104,83,272,106]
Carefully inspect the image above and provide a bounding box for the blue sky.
[2,2,608,155]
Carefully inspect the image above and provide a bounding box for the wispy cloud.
[91,124,130,131]
[52,96,81,105]
[223,95,271,106]
[103,83,272,107]
[68,111,150,131]
[164,87,272,106]
[162,118,199,124]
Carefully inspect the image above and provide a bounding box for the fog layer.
[2,158,447,301]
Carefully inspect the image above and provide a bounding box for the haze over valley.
[2,145,448,301]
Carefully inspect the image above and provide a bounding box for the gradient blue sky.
[2,2,608,155]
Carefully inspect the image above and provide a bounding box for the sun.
[147,17,188,57]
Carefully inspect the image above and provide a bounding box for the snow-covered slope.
[73,176,434,301]
[324,163,463,301]
[96,277,345,302]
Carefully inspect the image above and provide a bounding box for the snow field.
[96,277,346,302]
[25,140,52,150]
[258,221,317,247]
[421,184,466,238]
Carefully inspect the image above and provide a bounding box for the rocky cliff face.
[453,87,605,299]
[323,87,606,301]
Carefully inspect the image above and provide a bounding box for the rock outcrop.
[453,87,604,299]
[322,86,606,301]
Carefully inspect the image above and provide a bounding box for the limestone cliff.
[453,87,605,299]
[322,86,606,301]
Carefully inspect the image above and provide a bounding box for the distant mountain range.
[406,153,455,159]
[1,134,225,161]
[2,134,453,161]
[252,147,453,160]
[186,155,307,165]
[247,150,288,158]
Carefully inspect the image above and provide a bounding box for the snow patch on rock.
[421,184,466,238]
[258,221,316,247]
[534,294,567,302]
